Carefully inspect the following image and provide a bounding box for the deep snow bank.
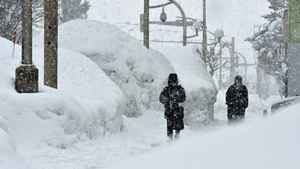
[0,116,29,169]
[108,103,300,169]
[0,36,126,147]
[59,19,174,117]
[158,45,217,127]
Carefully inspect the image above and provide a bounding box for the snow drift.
[108,103,300,169]
[59,19,174,117]
[0,116,28,169]
[0,36,126,148]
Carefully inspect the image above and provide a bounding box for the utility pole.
[218,41,223,88]
[230,37,235,82]
[44,0,58,88]
[15,0,39,93]
[144,0,150,49]
[202,0,208,65]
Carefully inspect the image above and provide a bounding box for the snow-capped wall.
[59,19,174,117]
[0,37,126,145]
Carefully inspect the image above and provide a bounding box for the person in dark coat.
[226,75,248,122]
[159,73,186,140]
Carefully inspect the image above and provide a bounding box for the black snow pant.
[227,106,245,122]
[167,119,181,138]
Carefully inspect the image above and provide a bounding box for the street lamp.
[214,29,224,43]
[160,7,167,22]
[142,0,199,48]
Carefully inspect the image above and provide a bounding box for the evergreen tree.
[60,0,90,23]
[246,0,288,98]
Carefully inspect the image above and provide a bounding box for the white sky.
[88,0,270,62]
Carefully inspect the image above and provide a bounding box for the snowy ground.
[1,1,291,168]
[0,34,279,169]
[0,19,217,169]
[0,37,285,169]
[18,91,269,169]
[107,101,300,169]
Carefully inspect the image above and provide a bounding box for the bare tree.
[0,0,90,43]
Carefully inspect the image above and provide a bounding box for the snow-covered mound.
[0,129,28,169]
[0,36,126,149]
[59,19,174,117]
[108,103,300,169]
[157,45,217,127]
[0,116,28,169]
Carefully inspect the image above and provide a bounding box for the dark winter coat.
[159,85,186,130]
[226,84,248,117]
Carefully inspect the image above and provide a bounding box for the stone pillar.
[44,0,58,88]
[15,0,39,93]
[288,0,300,96]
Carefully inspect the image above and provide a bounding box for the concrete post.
[44,0,58,88]
[15,0,39,93]
[144,0,150,49]
[21,0,32,65]
[288,0,300,96]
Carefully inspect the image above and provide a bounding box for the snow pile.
[108,103,300,169]
[0,36,126,148]
[0,116,29,169]
[59,19,174,117]
[156,45,217,127]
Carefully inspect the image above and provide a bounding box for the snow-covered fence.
[271,97,300,114]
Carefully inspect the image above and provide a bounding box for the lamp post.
[142,0,198,48]
[160,7,167,22]
[15,0,39,93]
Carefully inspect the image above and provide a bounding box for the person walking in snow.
[159,73,186,140]
[226,75,248,122]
